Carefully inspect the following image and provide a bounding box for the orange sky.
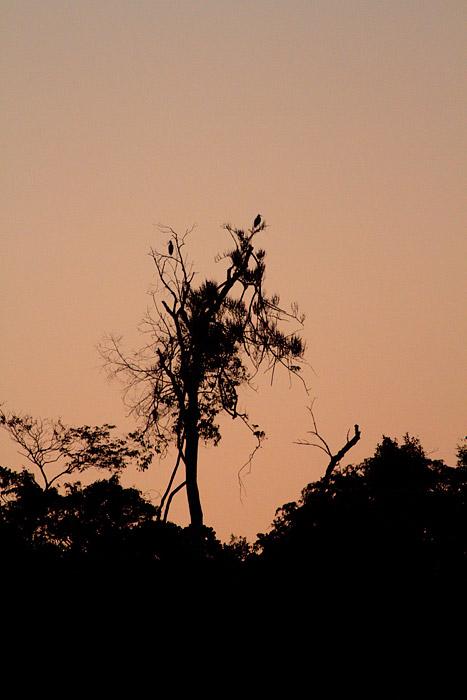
[1,1,466,543]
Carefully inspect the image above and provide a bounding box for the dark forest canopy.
[1,430,466,586]
[256,434,467,583]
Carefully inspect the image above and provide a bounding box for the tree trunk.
[184,393,204,556]
[185,426,203,528]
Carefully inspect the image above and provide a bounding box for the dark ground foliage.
[1,434,466,598]
[248,434,467,645]
[0,469,227,574]
[1,435,466,658]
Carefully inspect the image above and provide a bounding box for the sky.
[1,0,466,543]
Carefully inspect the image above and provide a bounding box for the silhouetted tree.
[0,408,163,568]
[48,475,158,562]
[99,219,306,551]
[0,464,57,562]
[256,435,467,584]
[0,409,153,490]
[457,436,467,469]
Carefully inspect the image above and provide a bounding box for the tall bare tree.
[99,219,307,547]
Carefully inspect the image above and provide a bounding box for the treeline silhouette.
[2,434,466,589]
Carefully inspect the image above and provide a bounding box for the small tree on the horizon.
[0,409,153,491]
[99,218,307,547]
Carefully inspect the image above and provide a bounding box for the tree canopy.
[0,409,154,490]
[256,434,467,584]
[2,419,465,579]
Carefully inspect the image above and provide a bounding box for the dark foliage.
[2,434,466,609]
[255,435,467,586]
[0,465,226,578]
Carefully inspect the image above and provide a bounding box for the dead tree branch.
[295,400,361,485]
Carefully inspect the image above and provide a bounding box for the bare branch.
[295,400,361,485]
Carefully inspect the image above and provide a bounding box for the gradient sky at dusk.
[1,1,465,542]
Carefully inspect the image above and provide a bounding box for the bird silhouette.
[253,214,261,229]
[168,240,174,256]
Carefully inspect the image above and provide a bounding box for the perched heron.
[168,240,174,256]
[253,214,261,229]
